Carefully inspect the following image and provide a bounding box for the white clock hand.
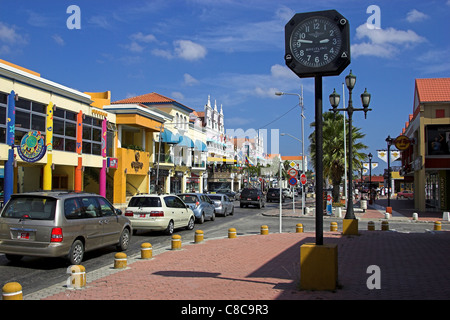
[319,39,329,43]
[297,39,313,44]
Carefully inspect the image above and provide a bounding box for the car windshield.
[128,197,161,207]
[178,195,199,203]
[268,189,280,193]
[1,196,56,220]
[208,195,222,200]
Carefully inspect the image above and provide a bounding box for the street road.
[0,198,444,296]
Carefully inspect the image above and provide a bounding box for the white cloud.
[406,9,429,23]
[89,16,112,29]
[184,73,199,86]
[0,22,27,54]
[130,32,157,43]
[174,40,207,61]
[0,22,26,44]
[52,34,65,46]
[352,23,426,58]
[151,40,207,61]
[171,91,185,101]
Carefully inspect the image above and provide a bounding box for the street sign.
[289,161,297,168]
[300,173,307,185]
[289,177,298,186]
[287,168,298,177]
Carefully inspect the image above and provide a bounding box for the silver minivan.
[0,191,132,265]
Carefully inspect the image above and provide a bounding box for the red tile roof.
[112,92,194,112]
[416,78,450,102]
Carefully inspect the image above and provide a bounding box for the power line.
[258,103,299,130]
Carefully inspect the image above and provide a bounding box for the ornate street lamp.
[329,70,372,231]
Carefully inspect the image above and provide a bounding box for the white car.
[125,194,195,235]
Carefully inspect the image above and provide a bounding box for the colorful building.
[110,93,207,198]
[0,60,115,204]
[401,78,450,212]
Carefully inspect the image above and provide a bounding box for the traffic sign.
[288,177,297,186]
[300,173,307,185]
[287,168,298,177]
[289,161,297,168]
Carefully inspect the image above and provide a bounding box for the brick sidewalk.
[35,230,450,300]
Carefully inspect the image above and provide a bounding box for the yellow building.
[401,78,450,212]
[0,60,116,202]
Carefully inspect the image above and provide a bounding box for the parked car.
[239,188,266,208]
[267,188,285,203]
[283,188,293,198]
[212,189,236,201]
[0,191,132,265]
[177,193,215,224]
[208,194,234,216]
[125,194,194,235]
[396,190,414,200]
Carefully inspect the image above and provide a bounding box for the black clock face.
[290,16,342,68]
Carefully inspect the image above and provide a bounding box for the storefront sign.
[17,130,46,163]
[394,135,411,151]
[107,158,118,168]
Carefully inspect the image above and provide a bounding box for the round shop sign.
[394,135,411,151]
[17,130,47,163]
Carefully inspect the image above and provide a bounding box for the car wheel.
[186,217,195,230]
[165,220,175,235]
[240,203,244,208]
[68,240,84,265]
[230,206,234,215]
[211,211,215,221]
[197,213,205,224]
[223,208,227,217]
[257,201,261,209]
[116,228,130,251]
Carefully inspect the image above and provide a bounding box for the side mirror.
[115,209,123,215]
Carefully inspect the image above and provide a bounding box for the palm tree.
[309,111,368,202]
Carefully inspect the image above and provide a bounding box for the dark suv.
[239,188,266,208]
[267,188,285,203]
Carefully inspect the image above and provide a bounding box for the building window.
[436,109,445,118]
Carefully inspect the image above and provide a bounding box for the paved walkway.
[23,203,450,300]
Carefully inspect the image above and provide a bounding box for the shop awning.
[160,129,180,144]
[194,140,208,152]
[178,136,194,148]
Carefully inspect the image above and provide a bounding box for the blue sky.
[1,0,449,175]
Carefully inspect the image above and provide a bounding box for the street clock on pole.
[284,10,351,78]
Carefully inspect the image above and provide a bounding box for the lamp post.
[368,152,373,203]
[385,135,394,207]
[275,87,306,217]
[329,70,372,229]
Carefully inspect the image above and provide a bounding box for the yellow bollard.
[381,221,389,231]
[330,222,338,232]
[228,228,237,239]
[67,265,86,289]
[171,234,182,250]
[260,225,269,235]
[195,230,204,243]
[434,221,442,231]
[296,223,304,233]
[368,221,375,231]
[2,282,22,300]
[141,243,152,259]
[114,252,127,269]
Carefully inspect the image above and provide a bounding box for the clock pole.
[314,75,324,245]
